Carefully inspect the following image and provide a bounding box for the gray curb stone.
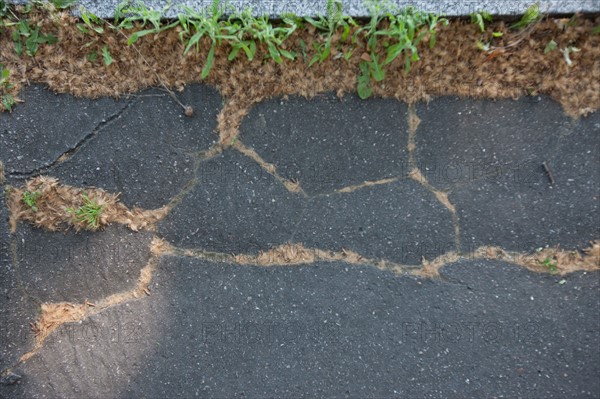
[8,0,600,18]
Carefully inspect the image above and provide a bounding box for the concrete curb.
[8,0,600,18]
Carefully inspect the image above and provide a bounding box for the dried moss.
[7,176,167,232]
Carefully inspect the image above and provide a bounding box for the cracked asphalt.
[1,85,599,398]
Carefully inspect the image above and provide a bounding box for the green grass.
[306,0,357,66]
[510,2,541,30]
[356,3,448,98]
[0,1,7,18]
[539,257,558,274]
[0,64,16,111]
[67,193,103,230]
[469,10,492,32]
[22,190,41,212]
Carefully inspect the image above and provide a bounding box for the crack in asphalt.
[405,105,463,254]
[6,97,137,180]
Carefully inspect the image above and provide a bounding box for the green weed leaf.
[201,44,215,79]
[511,2,541,30]
[51,0,78,9]
[127,29,155,45]
[357,61,372,99]
[102,46,113,65]
[544,39,557,53]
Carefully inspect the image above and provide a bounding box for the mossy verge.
[0,5,598,146]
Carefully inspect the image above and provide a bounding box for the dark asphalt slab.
[414,96,600,252]
[0,186,38,373]
[2,256,598,398]
[0,85,126,176]
[51,85,222,209]
[294,179,455,264]
[240,93,409,196]
[14,224,153,304]
[0,220,154,373]
[414,96,569,191]
[158,149,306,254]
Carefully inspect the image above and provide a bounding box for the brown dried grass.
[7,176,167,233]
[28,302,87,349]
[150,236,174,256]
[414,240,600,277]
[234,143,307,195]
[233,242,366,266]
[231,240,600,278]
[336,177,399,193]
[474,240,600,275]
[412,252,462,278]
[1,10,598,145]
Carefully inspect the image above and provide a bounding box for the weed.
[356,2,447,98]
[470,10,503,39]
[0,64,16,111]
[114,1,178,45]
[101,45,113,65]
[544,39,557,53]
[178,0,237,78]
[539,256,558,274]
[232,10,299,64]
[12,18,57,56]
[67,193,103,230]
[79,8,105,35]
[350,0,388,99]
[86,49,98,62]
[22,190,40,212]
[356,61,372,99]
[50,0,77,10]
[383,7,446,69]
[226,12,258,62]
[470,10,492,32]
[511,2,541,30]
[305,0,356,66]
[1,2,58,57]
[474,3,544,54]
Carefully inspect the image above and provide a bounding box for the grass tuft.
[67,193,103,230]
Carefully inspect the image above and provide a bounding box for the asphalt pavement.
[0,84,599,398]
